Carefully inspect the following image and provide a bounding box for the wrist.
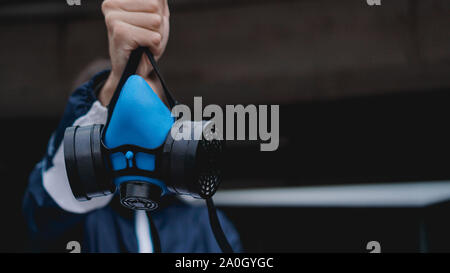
[98,72,120,107]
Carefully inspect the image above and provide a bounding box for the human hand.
[99,0,170,106]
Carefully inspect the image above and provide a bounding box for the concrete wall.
[0,0,449,117]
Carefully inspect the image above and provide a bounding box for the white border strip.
[182,181,450,208]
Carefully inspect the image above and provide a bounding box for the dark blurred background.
[0,0,450,252]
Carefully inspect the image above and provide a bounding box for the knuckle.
[153,14,163,27]
[147,1,159,12]
[152,32,162,45]
[101,0,112,13]
[104,13,114,27]
[112,22,126,41]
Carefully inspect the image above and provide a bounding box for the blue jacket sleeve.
[22,71,110,246]
[152,201,244,253]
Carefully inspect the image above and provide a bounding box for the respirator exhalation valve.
[119,181,161,210]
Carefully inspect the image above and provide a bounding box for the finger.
[113,21,163,55]
[161,0,170,17]
[103,0,161,13]
[106,10,163,32]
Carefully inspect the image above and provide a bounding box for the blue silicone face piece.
[104,75,175,193]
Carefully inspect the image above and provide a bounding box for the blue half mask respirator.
[63,47,232,252]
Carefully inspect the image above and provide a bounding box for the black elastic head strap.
[143,48,178,109]
[206,198,234,253]
[105,47,177,132]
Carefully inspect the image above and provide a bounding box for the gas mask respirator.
[63,47,232,252]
